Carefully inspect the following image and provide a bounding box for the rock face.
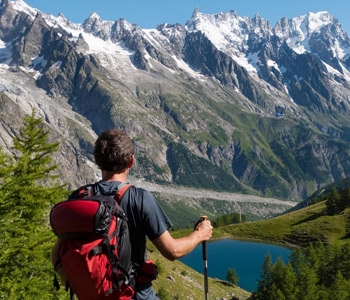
[1,1,350,200]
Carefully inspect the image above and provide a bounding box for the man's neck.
[101,170,128,182]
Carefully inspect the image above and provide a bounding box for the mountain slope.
[1,0,350,202]
[220,201,350,247]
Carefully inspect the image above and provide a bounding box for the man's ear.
[127,155,134,169]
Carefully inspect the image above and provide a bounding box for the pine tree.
[326,187,340,215]
[340,187,350,210]
[270,259,297,300]
[295,267,318,300]
[329,271,350,300]
[269,283,286,300]
[226,267,239,285]
[290,248,318,300]
[0,109,68,298]
[250,253,273,299]
[253,242,350,300]
[340,243,350,280]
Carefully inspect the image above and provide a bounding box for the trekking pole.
[195,215,209,300]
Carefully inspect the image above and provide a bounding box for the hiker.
[51,128,213,300]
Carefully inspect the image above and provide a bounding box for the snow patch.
[11,0,37,19]
[31,56,47,68]
[307,11,333,32]
[0,40,12,66]
[172,55,207,81]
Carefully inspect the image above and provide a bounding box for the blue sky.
[24,0,350,34]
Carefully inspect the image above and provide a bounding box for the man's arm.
[151,219,213,261]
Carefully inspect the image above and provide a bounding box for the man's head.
[94,128,134,173]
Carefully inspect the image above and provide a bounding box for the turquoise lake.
[178,239,292,292]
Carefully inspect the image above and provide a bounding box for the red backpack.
[50,183,135,300]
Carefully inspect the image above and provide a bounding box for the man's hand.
[194,218,213,241]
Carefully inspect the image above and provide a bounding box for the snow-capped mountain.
[188,10,350,73]
[2,0,350,202]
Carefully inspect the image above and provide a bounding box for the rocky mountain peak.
[1,2,350,201]
[191,7,198,19]
[82,12,113,40]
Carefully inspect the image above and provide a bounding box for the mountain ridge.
[1,0,350,206]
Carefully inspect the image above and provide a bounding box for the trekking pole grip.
[200,215,208,257]
[194,215,207,231]
[193,216,209,260]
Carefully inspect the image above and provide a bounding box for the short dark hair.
[94,128,134,173]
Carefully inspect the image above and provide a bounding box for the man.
[52,128,213,299]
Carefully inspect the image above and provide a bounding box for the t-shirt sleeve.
[138,188,173,240]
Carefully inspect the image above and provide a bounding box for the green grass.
[147,242,251,300]
[216,201,350,247]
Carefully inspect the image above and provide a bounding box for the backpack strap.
[113,182,131,204]
[86,181,131,201]
[74,184,95,198]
